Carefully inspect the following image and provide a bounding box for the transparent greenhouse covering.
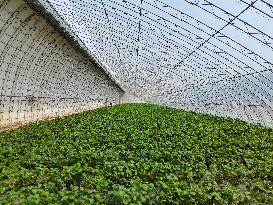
[37,0,273,126]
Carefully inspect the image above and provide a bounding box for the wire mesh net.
[37,0,273,126]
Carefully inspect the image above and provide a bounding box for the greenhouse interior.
[0,0,273,204]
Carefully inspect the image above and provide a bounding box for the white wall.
[0,0,123,128]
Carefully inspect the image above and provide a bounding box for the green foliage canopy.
[0,104,272,204]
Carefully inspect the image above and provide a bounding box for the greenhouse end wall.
[0,0,123,129]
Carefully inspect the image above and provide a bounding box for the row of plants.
[0,103,272,204]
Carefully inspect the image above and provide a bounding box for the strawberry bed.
[1,104,272,204]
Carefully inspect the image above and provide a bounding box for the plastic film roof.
[37,0,273,126]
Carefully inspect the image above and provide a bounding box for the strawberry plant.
[0,103,272,204]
